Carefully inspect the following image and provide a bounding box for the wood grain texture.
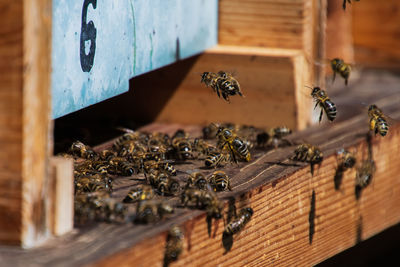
[0,0,23,245]
[352,0,400,68]
[21,0,53,247]
[129,45,312,130]
[218,0,326,85]
[0,70,398,266]
[49,157,74,236]
[93,99,400,267]
[0,0,53,246]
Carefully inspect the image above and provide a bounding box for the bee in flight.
[368,104,389,137]
[308,86,337,123]
[343,0,360,10]
[331,58,351,85]
[200,71,244,102]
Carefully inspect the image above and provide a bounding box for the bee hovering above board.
[308,86,337,123]
[330,58,352,85]
[343,0,360,10]
[200,71,244,103]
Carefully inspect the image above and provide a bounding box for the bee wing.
[116,127,135,134]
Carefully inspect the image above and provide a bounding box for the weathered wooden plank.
[0,70,399,266]
[218,0,326,85]
[0,0,23,246]
[52,0,218,118]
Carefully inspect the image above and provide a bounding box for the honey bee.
[334,149,356,190]
[368,104,389,137]
[108,156,135,176]
[257,127,293,148]
[193,138,218,157]
[201,71,243,102]
[70,140,96,159]
[99,149,116,160]
[310,86,337,123]
[343,0,360,10]
[123,185,155,203]
[112,132,137,151]
[74,173,112,194]
[356,159,376,188]
[172,137,193,160]
[164,225,184,267]
[337,149,356,170]
[208,170,232,192]
[292,144,324,164]
[330,58,351,85]
[217,127,251,163]
[186,172,208,190]
[204,152,231,168]
[222,207,253,252]
[134,199,174,224]
[181,187,223,219]
[202,123,218,139]
[147,169,180,196]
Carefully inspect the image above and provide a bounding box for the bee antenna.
[304,85,314,89]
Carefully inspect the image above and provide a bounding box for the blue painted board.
[52,0,218,118]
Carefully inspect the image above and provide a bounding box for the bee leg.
[314,101,319,110]
[345,78,348,86]
[342,0,347,10]
[332,71,336,83]
[216,87,221,98]
[319,109,323,123]
[206,215,213,237]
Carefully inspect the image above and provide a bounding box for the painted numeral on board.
[80,0,97,72]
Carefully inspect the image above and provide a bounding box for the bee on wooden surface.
[134,199,174,224]
[123,185,155,203]
[163,225,184,267]
[343,0,360,10]
[355,159,376,189]
[181,187,223,220]
[70,140,96,159]
[292,144,324,164]
[337,149,356,170]
[368,104,389,137]
[75,175,111,194]
[147,169,180,196]
[330,58,351,85]
[222,207,254,252]
[186,171,208,190]
[334,149,356,190]
[108,156,136,176]
[172,137,193,160]
[112,132,137,151]
[202,123,218,139]
[99,149,116,161]
[217,127,251,163]
[208,170,232,192]
[309,86,337,123]
[257,127,293,148]
[204,152,231,168]
[256,132,270,147]
[143,159,177,176]
[193,138,218,157]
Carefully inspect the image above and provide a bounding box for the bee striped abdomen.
[323,99,337,121]
[376,117,389,136]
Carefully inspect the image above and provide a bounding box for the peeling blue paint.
[52,0,218,118]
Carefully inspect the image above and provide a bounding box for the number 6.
[80,0,97,72]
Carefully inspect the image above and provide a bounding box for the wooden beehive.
[1,0,400,266]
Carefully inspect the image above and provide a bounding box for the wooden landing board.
[0,70,399,266]
[352,0,400,68]
[126,45,312,131]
